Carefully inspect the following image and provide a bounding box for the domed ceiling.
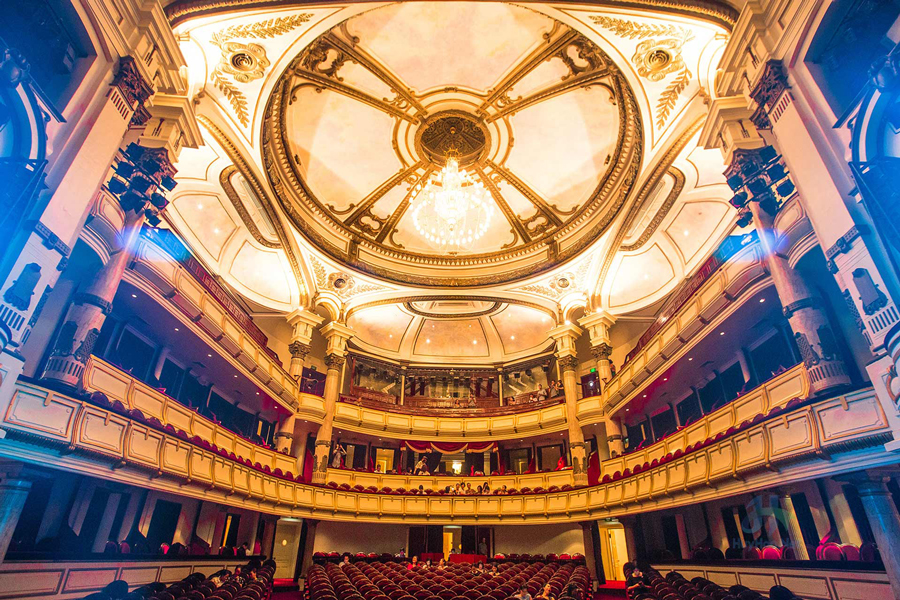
[262,2,641,286]
[346,299,555,364]
[167,1,737,342]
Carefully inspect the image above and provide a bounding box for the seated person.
[626,567,648,594]
[407,556,419,570]
[514,584,532,600]
[535,584,555,600]
[563,584,581,600]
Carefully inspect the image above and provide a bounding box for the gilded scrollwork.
[209,13,313,126]
[591,15,694,128]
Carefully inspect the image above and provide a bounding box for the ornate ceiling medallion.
[262,6,643,287]
[416,111,490,167]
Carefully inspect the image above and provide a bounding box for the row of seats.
[322,483,581,495]
[79,561,274,600]
[307,560,590,600]
[624,564,799,600]
[312,553,585,564]
[685,541,880,562]
[603,398,805,483]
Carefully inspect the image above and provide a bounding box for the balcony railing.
[623,231,758,368]
[597,362,809,480]
[1,376,890,523]
[142,227,276,358]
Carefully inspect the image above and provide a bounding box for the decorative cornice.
[33,222,71,257]
[165,0,738,30]
[74,293,114,315]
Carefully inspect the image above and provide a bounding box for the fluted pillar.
[287,309,322,380]
[550,322,588,485]
[0,462,32,567]
[725,146,851,395]
[605,416,625,458]
[311,322,353,484]
[777,492,809,560]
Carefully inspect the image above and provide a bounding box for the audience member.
[514,583,532,600]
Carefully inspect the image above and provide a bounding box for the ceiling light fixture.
[131,294,137,298]
[410,156,493,252]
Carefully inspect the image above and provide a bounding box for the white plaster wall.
[313,521,409,555]
[493,524,585,556]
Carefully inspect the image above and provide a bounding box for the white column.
[549,322,588,485]
[311,322,354,484]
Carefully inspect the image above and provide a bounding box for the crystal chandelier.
[410,156,493,252]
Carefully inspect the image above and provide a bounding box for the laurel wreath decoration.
[590,15,694,128]
[209,14,313,126]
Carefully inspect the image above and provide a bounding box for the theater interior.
[1,1,900,599]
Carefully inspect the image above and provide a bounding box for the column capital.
[324,353,346,370]
[698,95,766,163]
[138,93,202,162]
[288,341,311,359]
[287,308,324,346]
[557,355,579,373]
[749,59,790,113]
[590,343,613,360]
[111,56,153,124]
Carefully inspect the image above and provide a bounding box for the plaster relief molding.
[589,16,694,129]
[579,311,616,347]
[208,13,313,126]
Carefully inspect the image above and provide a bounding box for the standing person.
[414,455,429,475]
[331,443,347,469]
[536,384,548,401]
[478,538,488,556]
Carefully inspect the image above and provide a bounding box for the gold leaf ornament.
[632,39,684,81]
[208,13,313,126]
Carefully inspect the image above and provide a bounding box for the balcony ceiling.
[164,0,739,350]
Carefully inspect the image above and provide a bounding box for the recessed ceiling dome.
[347,300,555,365]
[263,1,642,287]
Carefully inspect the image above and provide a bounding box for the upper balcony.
[125,227,299,411]
[596,232,769,416]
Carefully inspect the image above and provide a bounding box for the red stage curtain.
[403,441,497,453]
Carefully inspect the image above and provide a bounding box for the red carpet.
[595,580,626,600]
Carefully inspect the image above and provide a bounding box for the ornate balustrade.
[584,363,809,479]
[126,232,299,411]
[602,237,770,415]
[331,394,568,441]
[82,355,324,475]
[323,468,576,492]
[0,556,253,600]
[0,375,890,523]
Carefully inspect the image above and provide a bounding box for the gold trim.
[596,116,702,287]
[166,1,738,30]
[620,167,685,251]
[346,295,556,320]
[199,116,310,305]
[403,300,503,319]
[261,20,644,287]
[219,166,280,248]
